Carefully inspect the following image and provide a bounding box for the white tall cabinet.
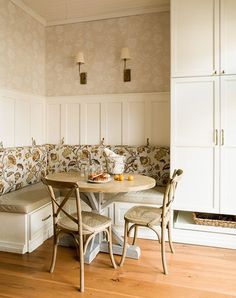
[220,0,236,75]
[171,0,219,77]
[220,76,236,214]
[171,0,236,248]
[172,0,236,77]
[172,77,220,213]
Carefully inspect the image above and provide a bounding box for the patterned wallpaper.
[0,2,169,97]
[46,12,170,96]
[0,0,45,95]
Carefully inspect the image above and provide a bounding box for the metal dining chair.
[119,169,183,274]
[42,177,117,292]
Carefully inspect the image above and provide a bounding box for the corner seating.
[0,144,170,254]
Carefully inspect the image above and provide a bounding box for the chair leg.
[50,232,58,273]
[79,233,84,292]
[119,220,129,267]
[107,226,117,269]
[168,221,175,254]
[161,225,168,275]
[132,225,138,245]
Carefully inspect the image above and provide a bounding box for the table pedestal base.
[59,191,142,264]
[83,241,140,264]
[59,232,141,264]
[84,242,101,264]
[100,242,141,260]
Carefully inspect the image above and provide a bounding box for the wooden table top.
[46,172,156,193]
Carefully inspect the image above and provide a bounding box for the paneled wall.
[0,89,45,147]
[46,92,170,146]
[0,91,169,148]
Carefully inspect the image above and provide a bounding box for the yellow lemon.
[114,175,119,181]
[118,174,124,181]
[128,175,134,181]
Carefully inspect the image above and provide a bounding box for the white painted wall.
[46,92,170,146]
[0,90,169,148]
[0,88,46,147]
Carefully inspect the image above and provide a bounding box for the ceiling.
[15,0,169,26]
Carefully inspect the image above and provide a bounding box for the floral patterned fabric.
[110,146,170,186]
[0,144,169,196]
[46,144,170,186]
[45,144,106,174]
[0,146,47,195]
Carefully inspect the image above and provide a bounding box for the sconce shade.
[121,47,131,60]
[76,51,85,64]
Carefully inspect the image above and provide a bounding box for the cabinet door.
[220,0,236,75]
[171,0,219,77]
[220,76,236,214]
[171,77,220,212]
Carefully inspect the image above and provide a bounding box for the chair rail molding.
[46,92,170,146]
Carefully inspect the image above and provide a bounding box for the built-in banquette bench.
[0,144,170,253]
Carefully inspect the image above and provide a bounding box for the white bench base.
[0,202,53,254]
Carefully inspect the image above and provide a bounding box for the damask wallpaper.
[0,0,45,95]
[46,12,170,96]
[0,1,169,97]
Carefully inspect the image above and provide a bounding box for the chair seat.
[58,211,112,233]
[124,205,162,226]
[103,186,165,205]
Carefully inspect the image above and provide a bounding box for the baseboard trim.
[0,241,27,254]
[28,227,53,253]
[113,225,236,249]
[173,228,236,249]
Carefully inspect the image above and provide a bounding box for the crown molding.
[10,0,46,26]
[10,1,169,27]
[46,4,170,27]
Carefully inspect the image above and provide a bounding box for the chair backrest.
[161,169,183,224]
[41,177,83,235]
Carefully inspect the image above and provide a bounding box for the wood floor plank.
[0,238,235,298]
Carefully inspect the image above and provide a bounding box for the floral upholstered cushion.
[0,143,170,196]
[46,144,170,186]
[45,144,107,174]
[0,146,47,195]
[108,146,170,186]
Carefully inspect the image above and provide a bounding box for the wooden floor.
[0,239,236,298]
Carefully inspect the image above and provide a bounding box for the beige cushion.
[104,186,165,205]
[58,211,111,233]
[124,205,162,225]
[0,182,60,214]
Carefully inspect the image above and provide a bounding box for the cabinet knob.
[222,70,225,74]
[213,70,217,75]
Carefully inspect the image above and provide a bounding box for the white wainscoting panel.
[150,100,170,145]
[0,96,15,148]
[15,100,31,146]
[61,103,80,145]
[31,101,45,145]
[85,103,101,145]
[106,102,122,145]
[47,104,61,144]
[46,92,170,146]
[127,101,146,145]
[0,88,45,147]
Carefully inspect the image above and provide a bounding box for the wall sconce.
[121,47,131,82]
[76,51,87,84]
